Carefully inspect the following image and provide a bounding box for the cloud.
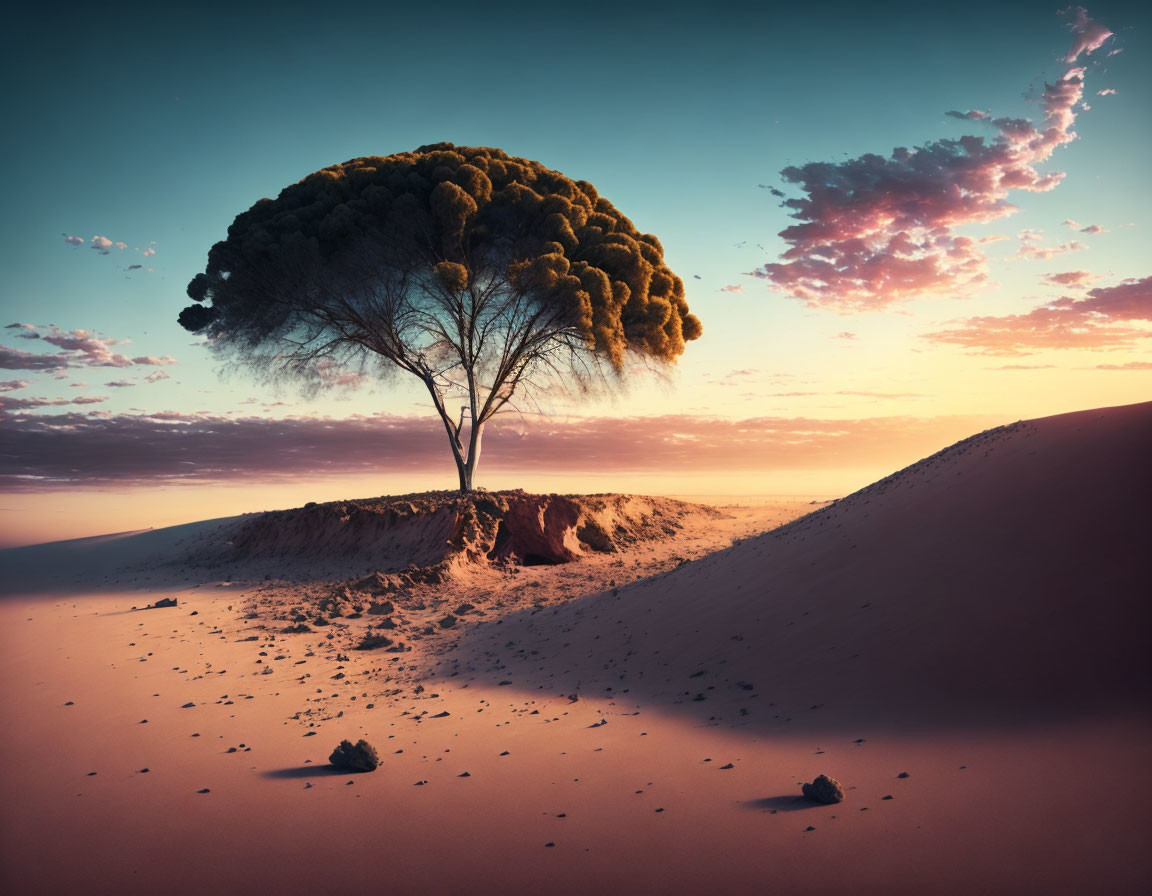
[1093,361,1152,370]
[1062,219,1079,229]
[989,364,1056,370]
[1097,88,1117,96]
[1062,5,1113,62]
[130,355,177,366]
[747,8,1114,311]
[0,346,70,371]
[0,379,33,392]
[0,397,71,411]
[63,234,154,258]
[0,327,173,371]
[39,328,134,368]
[1044,270,1098,287]
[0,395,107,412]
[0,410,998,490]
[104,379,136,388]
[836,331,857,340]
[128,264,143,270]
[1079,223,1108,234]
[924,274,1152,355]
[720,284,744,294]
[312,359,369,390]
[767,390,925,399]
[1011,240,1087,261]
[144,370,171,383]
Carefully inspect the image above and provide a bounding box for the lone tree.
[179,143,701,491]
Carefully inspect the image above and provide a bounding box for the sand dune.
[445,401,1152,728]
[1,402,1149,895]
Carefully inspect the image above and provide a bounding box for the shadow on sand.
[742,795,821,813]
[260,765,347,779]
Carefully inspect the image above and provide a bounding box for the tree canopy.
[179,142,701,489]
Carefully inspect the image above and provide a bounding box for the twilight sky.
[1,0,1149,546]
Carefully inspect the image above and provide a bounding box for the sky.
[1,0,1149,546]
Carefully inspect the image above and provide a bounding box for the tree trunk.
[462,422,483,493]
[455,453,472,492]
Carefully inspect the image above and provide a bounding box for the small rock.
[329,739,380,773]
[801,774,845,804]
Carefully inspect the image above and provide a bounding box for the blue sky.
[1,0,1149,542]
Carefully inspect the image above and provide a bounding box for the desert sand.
[1,402,1150,895]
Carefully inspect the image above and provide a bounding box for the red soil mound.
[188,490,723,581]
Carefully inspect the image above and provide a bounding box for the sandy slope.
[1,403,1150,895]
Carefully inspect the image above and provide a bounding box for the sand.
[1,403,1150,895]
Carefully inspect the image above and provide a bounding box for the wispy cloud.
[1,326,177,371]
[1010,240,1087,261]
[1044,270,1098,287]
[130,355,178,366]
[747,7,1114,310]
[0,395,108,412]
[1093,360,1152,370]
[0,379,33,392]
[0,410,997,490]
[62,234,157,258]
[924,274,1152,355]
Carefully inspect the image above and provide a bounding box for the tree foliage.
[179,142,701,489]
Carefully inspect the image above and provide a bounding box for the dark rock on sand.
[802,774,845,804]
[355,633,393,650]
[329,739,380,773]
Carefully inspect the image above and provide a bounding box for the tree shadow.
[260,765,346,779]
[742,795,821,813]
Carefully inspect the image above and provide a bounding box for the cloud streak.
[747,7,1114,311]
[1,326,177,371]
[924,274,1152,355]
[0,410,995,490]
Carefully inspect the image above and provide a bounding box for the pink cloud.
[925,274,1152,355]
[63,236,85,247]
[720,284,744,294]
[39,328,134,368]
[1079,224,1108,234]
[131,355,178,366]
[104,379,136,388]
[0,394,110,412]
[1097,88,1117,96]
[0,379,33,392]
[836,331,856,340]
[1094,361,1152,370]
[0,346,70,371]
[1044,270,1098,287]
[0,410,997,489]
[1062,5,1113,62]
[1011,240,1087,261]
[143,370,171,383]
[748,8,1114,311]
